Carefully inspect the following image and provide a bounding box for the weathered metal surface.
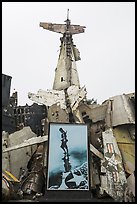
[53,42,73,90]
[105,100,112,128]
[89,162,100,188]
[109,94,135,126]
[2,11,135,202]
[3,135,48,153]
[2,170,21,201]
[3,133,104,162]
[2,131,10,171]
[100,128,127,201]
[73,108,84,123]
[28,86,86,124]
[113,125,135,144]
[112,129,135,200]
[47,104,69,123]
[127,172,135,197]
[113,125,135,175]
[90,144,104,160]
[73,46,81,61]
[28,89,66,109]
[53,46,72,90]
[116,143,135,173]
[41,117,49,135]
[70,48,81,84]
[67,85,87,111]
[2,170,19,182]
[52,29,81,90]
[41,11,83,91]
[2,127,37,179]
[21,144,45,196]
[40,23,85,35]
[54,41,80,89]
[79,103,107,123]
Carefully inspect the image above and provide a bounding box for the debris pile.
[2,10,135,202]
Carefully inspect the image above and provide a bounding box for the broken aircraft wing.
[40,22,86,35]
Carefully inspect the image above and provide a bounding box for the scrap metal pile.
[2,10,135,202]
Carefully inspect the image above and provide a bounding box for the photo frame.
[46,123,90,191]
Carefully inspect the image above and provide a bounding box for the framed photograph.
[46,123,90,191]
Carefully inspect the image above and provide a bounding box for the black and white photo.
[47,123,89,190]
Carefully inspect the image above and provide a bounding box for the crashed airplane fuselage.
[2,10,135,202]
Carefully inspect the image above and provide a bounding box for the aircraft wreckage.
[2,10,135,202]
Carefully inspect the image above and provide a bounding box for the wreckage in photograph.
[2,10,135,202]
[46,123,90,191]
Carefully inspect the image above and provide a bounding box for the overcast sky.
[2,2,135,105]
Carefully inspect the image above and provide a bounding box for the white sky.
[2,2,135,105]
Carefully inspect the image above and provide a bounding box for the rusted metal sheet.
[110,94,135,126]
[100,128,127,201]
